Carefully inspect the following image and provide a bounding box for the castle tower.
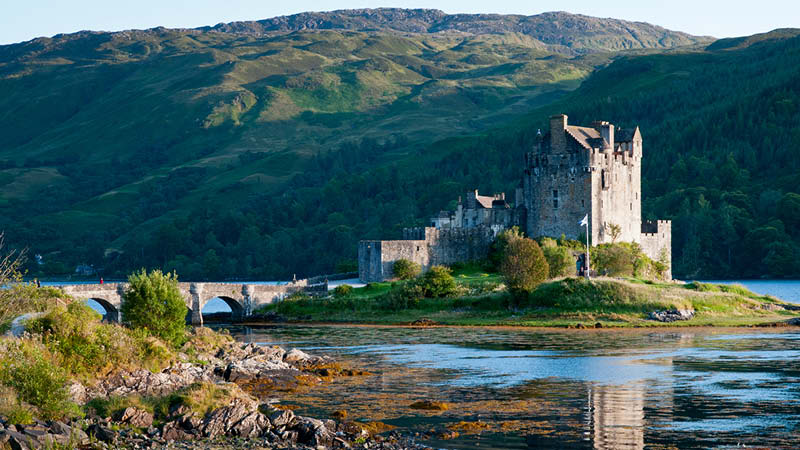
[523,114,643,246]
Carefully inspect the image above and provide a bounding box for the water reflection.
[224,325,800,448]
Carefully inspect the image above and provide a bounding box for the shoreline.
[238,319,800,331]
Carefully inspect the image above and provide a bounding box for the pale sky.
[1,0,798,45]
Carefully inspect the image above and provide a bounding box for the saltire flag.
[579,214,588,226]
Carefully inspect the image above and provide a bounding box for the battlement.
[641,220,671,235]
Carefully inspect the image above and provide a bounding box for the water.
[699,280,800,303]
[225,325,800,449]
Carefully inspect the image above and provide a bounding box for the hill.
[204,8,711,55]
[0,10,710,279]
[3,13,797,281]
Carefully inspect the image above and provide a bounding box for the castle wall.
[590,145,642,244]
[358,227,496,282]
[640,220,672,279]
[524,150,593,241]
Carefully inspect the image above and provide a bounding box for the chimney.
[601,123,614,150]
[550,114,567,152]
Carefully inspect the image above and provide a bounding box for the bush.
[0,340,80,420]
[121,269,188,347]
[377,282,424,311]
[393,259,421,280]
[26,302,176,379]
[419,266,457,298]
[488,226,524,270]
[540,237,575,278]
[333,284,353,297]
[500,237,549,295]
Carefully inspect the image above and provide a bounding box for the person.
[35,278,41,288]
[100,277,104,285]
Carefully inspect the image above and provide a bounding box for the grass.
[253,276,800,328]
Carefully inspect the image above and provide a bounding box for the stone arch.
[88,298,120,322]
[201,296,244,323]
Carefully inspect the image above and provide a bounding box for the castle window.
[582,200,585,208]
[601,169,608,190]
[553,190,559,209]
[630,203,632,211]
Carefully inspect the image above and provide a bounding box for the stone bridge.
[60,280,327,326]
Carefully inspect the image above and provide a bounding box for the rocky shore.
[0,339,429,449]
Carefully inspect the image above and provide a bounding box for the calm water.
[225,325,800,449]
[699,280,800,303]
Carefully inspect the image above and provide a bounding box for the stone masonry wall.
[640,220,672,279]
[358,226,497,282]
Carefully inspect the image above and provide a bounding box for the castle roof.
[616,127,641,142]
[566,125,603,150]
[474,194,495,208]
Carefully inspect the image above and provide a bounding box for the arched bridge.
[60,280,327,326]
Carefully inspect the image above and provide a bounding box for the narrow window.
[553,190,559,209]
[630,203,632,211]
[582,199,585,207]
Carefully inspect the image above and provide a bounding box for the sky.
[1,0,798,45]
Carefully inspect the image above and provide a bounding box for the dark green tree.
[121,269,187,347]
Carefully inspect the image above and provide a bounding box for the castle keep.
[358,114,672,282]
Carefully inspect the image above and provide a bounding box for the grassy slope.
[0,29,601,254]
[255,268,799,327]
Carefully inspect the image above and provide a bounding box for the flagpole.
[585,218,590,280]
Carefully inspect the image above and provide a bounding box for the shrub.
[488,226,524,269]
[377,282,424,311]
[500,237,549,296]
[419,266,457,298]
[0,386,34,425]
[0,340,80,420]
[333,284,353,297]
[26,302,175,379]
[121,269,187,347]
[540,237,575,278]
[592,243,637,277]
[393,259,421,280]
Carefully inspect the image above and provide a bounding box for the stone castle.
[358,114,672,282]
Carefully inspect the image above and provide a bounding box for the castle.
[358,114,672,282]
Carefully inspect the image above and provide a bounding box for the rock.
[3,430,33,450]
[68,382,87,404]
[332,410,348,420]
[49,421,88,444]
[648,309,695,322]
[113,407,154,428]
[410,318,437,326]
[296,417,333,447]
[87,424,118,443]
[269,409,296,428]
[284,348,313,365]
[162,421,192,441]
[201,398,255,438]
[230,411,269,437]
[223,358,292,382]
[788,317,800,326]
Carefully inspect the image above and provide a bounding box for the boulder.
[296,417,334,447]
[648,309,695,322]
[201,398,255,438]
[113,407,154,428]
[269,409,296,428]
[86,424,117,443]
[283,348,312,365]
[162,421,193,441]
[230,411,269,437]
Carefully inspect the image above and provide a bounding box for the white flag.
[579,214,588,226]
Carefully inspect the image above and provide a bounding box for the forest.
[4,30,800,280]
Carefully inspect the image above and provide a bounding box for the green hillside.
[2,11,796,280]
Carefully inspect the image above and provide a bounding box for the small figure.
[100,277,104,285]
[35,278,41,288]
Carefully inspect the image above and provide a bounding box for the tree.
[605,223,622,243]
[393,259,421,280]
[121,269,187,347]
[333,284,353,297]
[488,226,524,270]
[540,237,575,278]
[419,266,456,298]
[500,238,549,295]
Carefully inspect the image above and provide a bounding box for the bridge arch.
[87,298,120,322]
[201,296,244,323]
